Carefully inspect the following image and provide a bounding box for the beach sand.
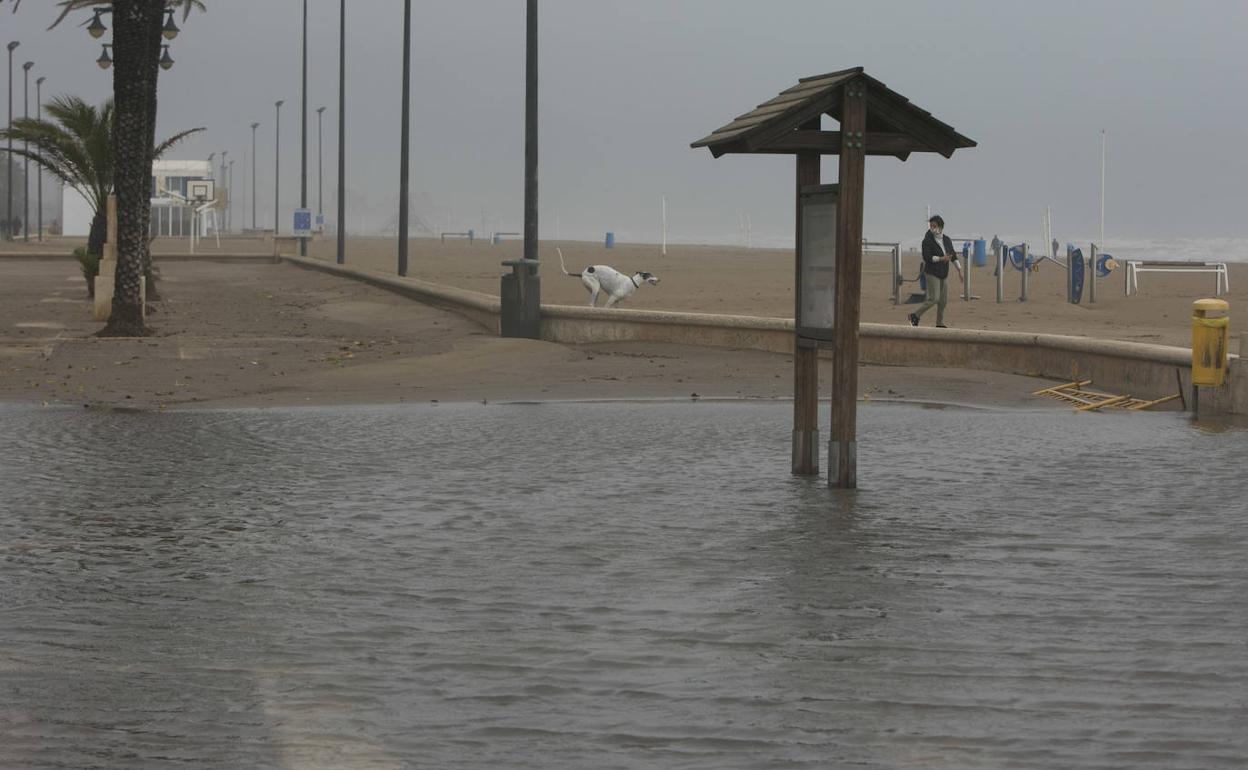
[299,235,1243,350]
[0,234,1240,409]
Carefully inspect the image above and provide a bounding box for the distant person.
[908,214,962,328]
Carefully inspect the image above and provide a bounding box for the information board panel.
[293,208,312,238]
[797,187,838,340]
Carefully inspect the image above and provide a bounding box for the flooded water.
[1,402,1245,769]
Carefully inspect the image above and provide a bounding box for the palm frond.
[48,1,206,30]
[154,127,206,159]
[2,95,202,217]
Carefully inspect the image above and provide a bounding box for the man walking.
[908,214,962,328]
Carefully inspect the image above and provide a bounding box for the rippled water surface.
[1,402,1245,769]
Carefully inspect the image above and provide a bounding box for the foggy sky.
[4,0,1246,250]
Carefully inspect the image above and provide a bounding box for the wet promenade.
[1,402,1245,768]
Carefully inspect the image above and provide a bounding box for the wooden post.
[792,148,820,475]
[829,81,867,488]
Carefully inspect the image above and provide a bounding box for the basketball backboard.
[188,179,215,203]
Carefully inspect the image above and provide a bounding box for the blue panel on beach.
[1071,248,1085,303]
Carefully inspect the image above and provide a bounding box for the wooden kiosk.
[692,68,976,488]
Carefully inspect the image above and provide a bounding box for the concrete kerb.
[281,255,500,333]
[278,255,1242,413]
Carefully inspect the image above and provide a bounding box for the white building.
[60,159,219,238]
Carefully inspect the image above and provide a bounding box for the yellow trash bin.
[1192,298,1229,387]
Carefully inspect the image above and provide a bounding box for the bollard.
[1192,298,1229,387]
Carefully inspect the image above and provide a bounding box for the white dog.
[558,248,660,308]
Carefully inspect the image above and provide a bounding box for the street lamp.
[250,121,259,231]
[5,40,17,242]
[398,0,411,276]
[87,10,107,39]
[227,159,234,234]
[162,9,181,41]
[220,150,228,233]
[85,9,177,71]
[35,75,44,241]
[336,0,346,264]
[22,60,31,241]
[316,106,325,223]
[299,0,308,256]
[274,100,283,233]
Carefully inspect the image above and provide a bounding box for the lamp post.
[250,121,259,231]
[35,75,44,241]
[220,149,228,234]
[398,0,411,276]
[5,40,17,242]
[206,152,215,239]
[274,99,283,233]
[524,0,539,268]
[227,159,234,234]
[22,60,31,241]
[336,0,346,264]
[316,106,325,223]
[299,0,308,256]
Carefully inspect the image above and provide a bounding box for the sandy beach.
[0,234,1240,409]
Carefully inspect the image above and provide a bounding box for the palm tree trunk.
[98,0,163,338]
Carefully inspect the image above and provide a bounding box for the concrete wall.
[281,256,1244,414]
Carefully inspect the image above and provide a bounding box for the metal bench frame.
[1124,260,1228,297]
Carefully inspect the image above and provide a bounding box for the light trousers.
[915,274,948,325]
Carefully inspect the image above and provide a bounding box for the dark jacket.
[922,230,958,281]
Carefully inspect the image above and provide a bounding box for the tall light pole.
[21,60,31,241]
[274,99,283,233]
[336,0,346,264]
[220,149,228,234]
[316,106,325,222]
[398,0,411,276]
[299,0,308,256]
[250,121,259,231]
[524,0,539,267]
[227,159,234,234]
[5,40,18,242]
[35,75,43,241]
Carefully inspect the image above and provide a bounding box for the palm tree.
[19,0,205,336]
[0,96,201,262]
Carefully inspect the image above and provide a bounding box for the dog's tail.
[557,247,580,277]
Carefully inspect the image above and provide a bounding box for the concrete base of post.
[92,258,145,323]
[500,258,541,339]
[93,258,115,321]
